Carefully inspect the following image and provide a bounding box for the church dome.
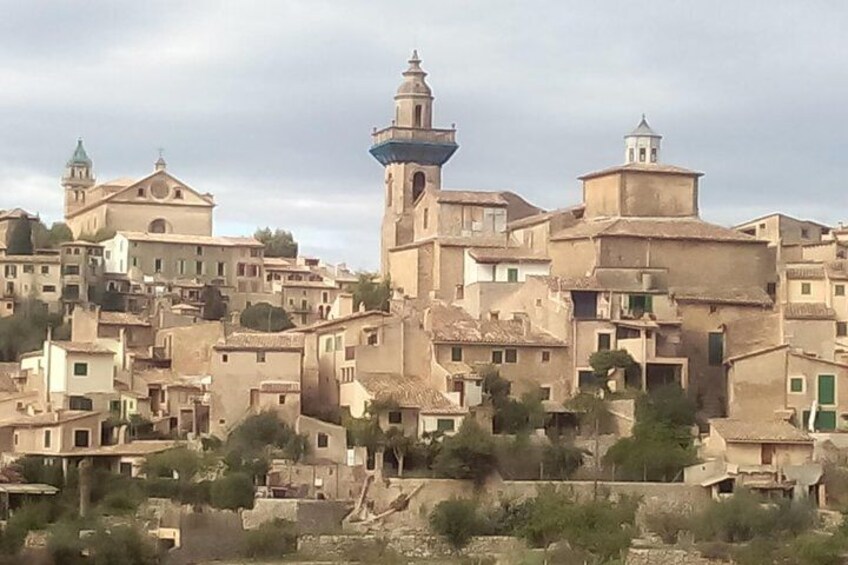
[395,50,432,97]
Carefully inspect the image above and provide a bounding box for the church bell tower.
[62,138,96,218]
[370,51,458,277]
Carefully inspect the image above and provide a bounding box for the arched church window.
[412,172,426,202]
[148,219,169,234]
[414,105,423,128]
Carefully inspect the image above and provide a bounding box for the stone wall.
[625,547,728,565]
[367,478,710,531]
[298,534,524,561]
[242,498,349,533]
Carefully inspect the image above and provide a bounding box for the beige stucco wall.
[157,322,225,375]
[727,347,787,421]
[583,173,622,218]
[620,171,698,218]
[389,247,421,298]
[548,239,598,279]
[784,318,835,359]
[296,415,347,465]
[786,278,827,303]
[209,348,303,437]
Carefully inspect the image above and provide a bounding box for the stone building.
[62,140,215,238]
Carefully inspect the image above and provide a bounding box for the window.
[73,362,88,376]
[177,259,186,275]
[42,285,56,293]
[4,265,16,278]
[317,432,328,448]
[838,322,848,337]
[222,354,228,363]
[217,262,225,277]
[639,147,646,162]
[137,188,145,197]
[131,256,138,268]
[540,386,551,401]
[23,264,33,274]
[174,188,183,199]
[43,430,51,448]
[334,335,343,351]
[708,332,724,366]
[455,285,464,300]
[801,228,810,239]
[388,411,402,424]
[324,337,334,353]
[423,208,429,230]
[322,291,329,303]
[578,370,596,389]
[451,346,463,362]
[154,258,162,273]
[507,268,518,283]
[41,265,49,275]
[491,350,504,364]
[836,285,845,297]
[257,351,266,363]
[69,396,93,410]
[237,263,246,276]
[628,294,653,314]
[505,349,517,363]
[13,433,18,446]
[436,418,455,432]
[819,374,836,405]
[650,147,657,162]
[789,377,804,394]
[541,350,550,363]
[597,333,612,351]
[74,429,90,448]
[412,172,426,202]
[801,282,811,295]
[278,394,286,405]
[414,104,422,127]
[628,148,635,162]
[195,261,203,275]
[366,331,378,346]
[196,246,203,256]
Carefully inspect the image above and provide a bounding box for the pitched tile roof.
[215,332,304,351]
[578,162,703,180]
[51,342,115,355]
[435,190,508,206]
[550,218,760,244]
[117,231,263,247]
[468,247,550,263]
[0,410,104,428]
[784,302,836,320]
[298,310,391,333]
[507,205,584,230]
[710,418,812,444]
[825,261,848,281]
[356,373,466,415]
[99,312,150,327]
[785,265,825,280]
[670,286,773,307]
[429,303,566,347]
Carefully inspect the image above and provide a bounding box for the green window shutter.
[790,378,804,393]
[818,410,837,431]
[507,268,518,283]
[818,374,836,405]
[644,294,653,313]
[708,333,724,366]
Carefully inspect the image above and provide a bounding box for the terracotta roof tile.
[710,418,812,444]
[118,231,263,247]
[784,302,835,320]
[99,312,150,326]
[0,410,104,428]
[435,190,508,206]
[52,342,115,355]
[550,218,760,244]
[215,332,304,351]
[578,162,703,180]
[429,303,566,347]
[825,261,848,281]
[468,247,550,263]
[356,373,465,415]
[670,286,773,307]
[785,265,825,280]
[299,310,391,333]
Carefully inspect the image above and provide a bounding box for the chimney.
[512,312,531,336]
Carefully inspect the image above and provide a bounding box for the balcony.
[369,126,458,167]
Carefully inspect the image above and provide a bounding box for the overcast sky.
[1,2,846,269]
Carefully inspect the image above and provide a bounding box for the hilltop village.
[0,53,847,563]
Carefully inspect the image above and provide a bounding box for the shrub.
[693,490,816,543]
[243,519,297,558]
[46,522,85,565]
[429,498,483,551]
[210,472,255,511]
[239,302,294,332]
[86,523,159,565]
[432,420,497,487]
[645,509,690,544]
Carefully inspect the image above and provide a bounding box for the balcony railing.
[371,126,456,145]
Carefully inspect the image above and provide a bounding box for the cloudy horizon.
[1,1,847,269]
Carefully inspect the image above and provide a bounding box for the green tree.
[588,348,638,386]
[200,284,228,321]
[239,302,294,332]
[86,523,159,565]
[541,439,586,480]
[433,419,497,487]
[142,446,213,504]
[254,227,298,258]
[210,472,255,510]
[224,412,309,481]
[33,221,73,249]
[0,299,65,362]
[565,392,611,496]
[429,498,482,551]
[384,427,414,478]
[243,519,298,558]
[6,218,33,255]
[351,273,391,312]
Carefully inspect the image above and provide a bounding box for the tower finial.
[155,147,167,171]
[411,49,420,62]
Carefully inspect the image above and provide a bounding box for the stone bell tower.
[370,51,458,277]
[62,138,96,218]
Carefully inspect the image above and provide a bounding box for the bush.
[645,509,690,544]
[210,472,255,511]
[46,522,85,565]
[86,523,159,565]
[432,420,497,487]
[429,498,483,551]
[239,302,294,332]
[243,519,297,558]
[693,490,816,543]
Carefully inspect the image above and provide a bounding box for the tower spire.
[155,147,167,171]
[624,114,662,164]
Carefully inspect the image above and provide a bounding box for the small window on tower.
[414,104,423,127]
[650,148,657,162]
[412,172,426,202]
[639,148,646,162]
[628,148,635,163]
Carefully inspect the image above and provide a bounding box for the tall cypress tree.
[7,218,33,255]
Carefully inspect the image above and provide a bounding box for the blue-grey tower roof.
[67,138,92,166]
